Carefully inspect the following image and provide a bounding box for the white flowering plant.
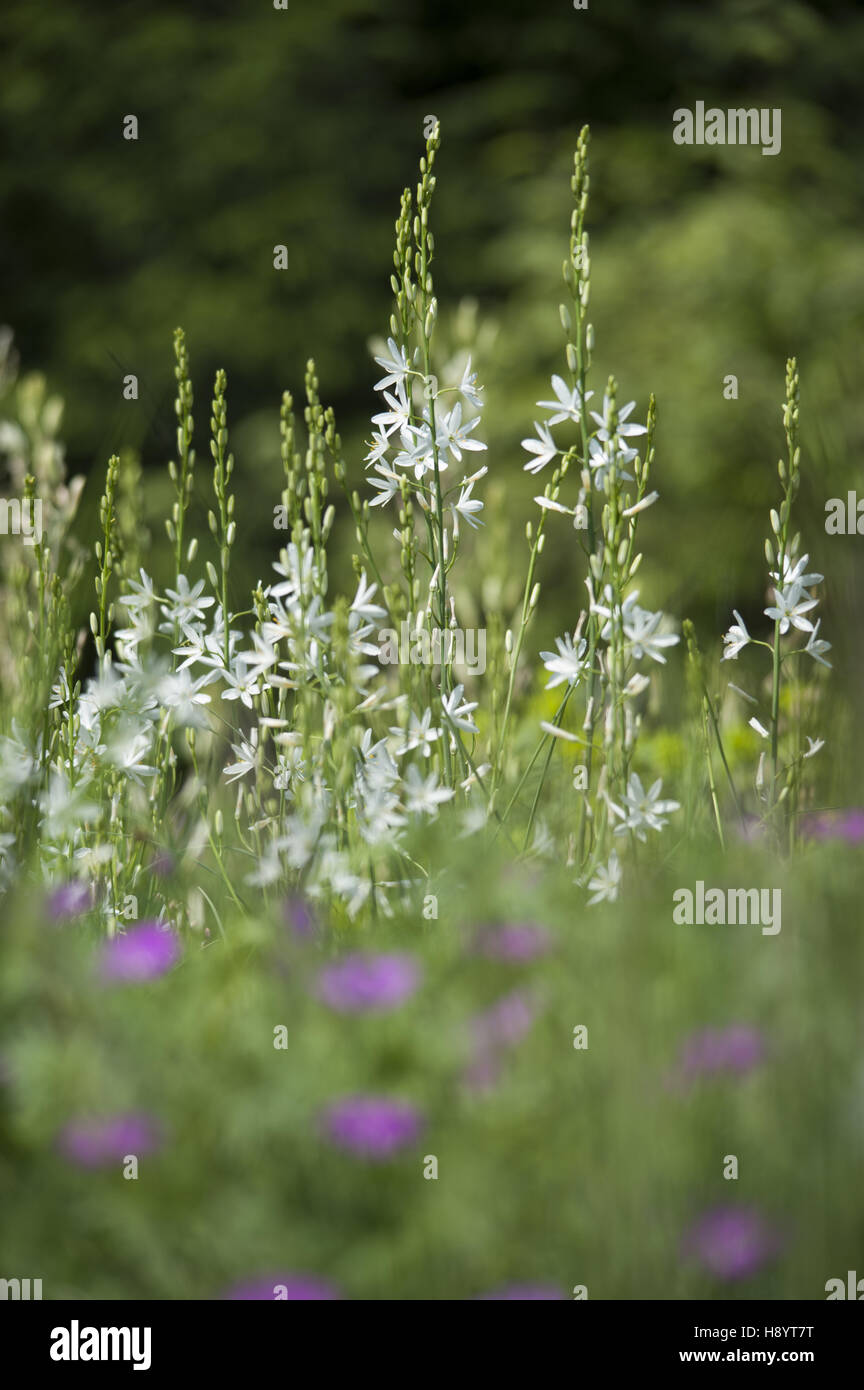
[0,125,833,935]
[0,120,859,1309]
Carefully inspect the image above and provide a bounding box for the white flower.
[748,718,770,739]
[391,708,441,759]
[220,662,262,709]
[156,668,213,727]
[804,736,825,759]
[373,337,413,392]
[161,575,216,631]
[371,380,411,438]
[586,850,621,906]
[351,572,387,624]
[457,356,483,409]
[587,436,636,488]
[537,374,592,426]
[608,773,679,841]
[522,421,558,474]
[721,610,751,661]
[591,590,679,664]
[364,426,392,466]
[764,582,818,635]
[441,683,479,733]
[453,479,484,530]
[402,765,455,817]
[119,569,158,614]
[367,461,402,507]
[274,747,306,790]
[804,619,832,668]
[589,396,647,440]
[224,729,259,782]
[540,633,588,689]
[436,402,485,463]
[770,553,822,592]
[245,838,288,888]
[393,422,438,481]
[39,772,100,839]
[533,496,577,515]
[105,726,158,785]
[235,631,279,681]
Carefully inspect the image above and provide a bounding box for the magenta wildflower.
[671,1025,765,1088]
[320,1096,423,1159]
[100,921,180,983]
[471,923,552,962]
[472,990,536,1050]
[317,953,421,1012]
[284,895,316,939]
[682,1206,781,1280]
[58,1113,162,1167]
[47,880,92,921]
[800,809,864,844]
[464,990,537,1093]
[222,1275,339,1301]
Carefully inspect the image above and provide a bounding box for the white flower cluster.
[366,338,487,534]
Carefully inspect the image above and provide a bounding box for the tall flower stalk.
[719,359,830,849]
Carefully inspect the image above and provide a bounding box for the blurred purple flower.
[801,809,864,844]
[670,1025,766,1089]
[463,1053,503,1092]
[464,990,537,1093]
[478,1284,566,1300]
[284,895,316,940]
[320,1096,423,1159]
[100,921,180,983]
[317,953,421,1013]
[734,815,766,844]
[58,1113,162,1167]
[47,880,92,921]
[472,990,536,1050]
[222,1274,339,1301]
[471,923,552,962]
[149,850,176,878]
[682,1206,781,1280]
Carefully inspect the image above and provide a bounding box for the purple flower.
[463,1053,503,1092]
[58,1113,162,1167]
[801,809,864,844]
[320,1096,423,1159]
[682,1206,781,1280]
[478,1284,566,1300]
[464,991,537,1093]
[472,990,536,1050]
[471,923,552,962]
[222,1275,339,1301]
[284,896,316,940]
[47,880,93,921]
[149,850,176,878]
[734,815,767,844]
[316,953,421,1013]
[671,1025,766,1088]
[100,922,180,983]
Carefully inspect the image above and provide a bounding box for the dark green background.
[2,0,863,651]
